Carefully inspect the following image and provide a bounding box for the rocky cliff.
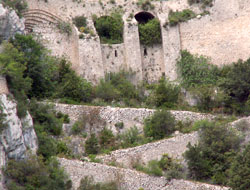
[0,94,38,189]
[0,3,25,42]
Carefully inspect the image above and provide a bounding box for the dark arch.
[134,12,155,24]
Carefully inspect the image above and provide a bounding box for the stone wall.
[141,44,165,83]
[58,157,229,190]
[26,0,250,83]
[53,103,215,134]
[101,44,126,74]
[98,132,198,168]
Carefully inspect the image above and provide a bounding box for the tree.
[184,120,242,185]
[228,144,250,190]
[144,109,176,140]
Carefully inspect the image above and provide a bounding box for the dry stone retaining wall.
[98,132,199,168]
[58,157,229,190]
[53,103,215,134]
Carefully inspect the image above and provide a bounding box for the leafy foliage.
[184,120,242,185]
[95,71,141,106]
[94,12,124,44]
[228,144,250,190]
[2,0,27,17]
[136,0,155,11]
[188,0,213,8]
[57,21,72,36]
[168,9,196,26]
[146,77,180,108]
[144,109,176,140]
[78,176,118,190]
[4,156,72,190]
[138,18,162,46]
[85,134,99,155]
[177,50,220,88]
[73,15,88,30]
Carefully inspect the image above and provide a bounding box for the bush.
[188,0,213,8]
[4,156,72,190]
[177,50,220,88]
[78,176,118,190]
[73,15,88,30]
[184,120,242,185]
[137,0,155,10]
[95,71,141,105]
[168,9,196,26]
[119,126,145,148]
[94,12,124,44]
[29,100,62,136]
[85,134,99,155]
[220,59,250,104]
[10,34,57,99]
[99,127,116,151]
[55,58,93,103]
[144,109,176,140]
[138,18,162,46]
[146,77,180,108]
[2,0,28,17]
[57,21,72,36]
[228,144,250,190]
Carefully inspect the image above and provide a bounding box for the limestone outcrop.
[0,94,38,189]
[0,4,25,41]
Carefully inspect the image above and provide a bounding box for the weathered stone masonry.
[25,0,250,84]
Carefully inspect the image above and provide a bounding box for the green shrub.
[220,59,250,104]
[134,154,184,178]
[177,50,220,88]
[73,15,88,30]
[57,21,72,36]
[99,127,116,151]
[4,156,72,190]
[55,58,93,103]
[168,9,196,26]
[144,109,176,140]
[184,120,242,185]
[188,0,213,8]
[29,100,62,136]
[78,176,118,190]
[146,77,180,108]
[228,144,250,190]
[137,0,155,10]
[95,71,141,105]
[2,0,28,17]
[85,134,99,155]
[138,18,162,46]
[10,34,57,99]
[94,12,124,44]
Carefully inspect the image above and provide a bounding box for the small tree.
[184,120,242,185]
[144,109,176,140]
[85,134,99,155]
[228,144,250,190]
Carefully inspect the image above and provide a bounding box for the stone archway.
[134,11,155,24]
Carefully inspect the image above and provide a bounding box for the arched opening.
[134,11,155,24]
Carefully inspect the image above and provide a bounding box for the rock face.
[0,94,38,189]
[0,4,25,41]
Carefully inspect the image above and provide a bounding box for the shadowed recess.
[135,12,155,24]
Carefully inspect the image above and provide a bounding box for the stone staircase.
[23,9,63,33]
